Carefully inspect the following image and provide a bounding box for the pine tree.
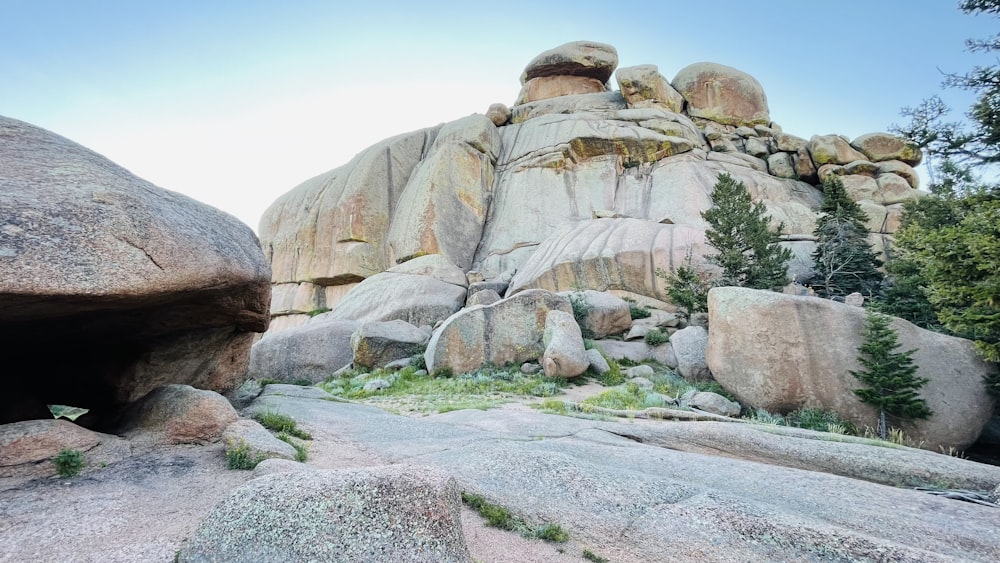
[850,310,933,439]
[702,172,792,289]
[656,252,711,315]
[811,176,883,298]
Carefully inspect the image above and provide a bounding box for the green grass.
[461,492,569,543]
[225,439,263,470]
[276,432,309,462]
[319,364,568,414]
[582,382,670,411]
[643,328,670,346]
[52,449,84,477]
[306,307,331,317]
[582,549,609,563]
[253,410,312,440]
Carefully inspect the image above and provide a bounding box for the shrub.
[623,297,652,320]
[52,449,84,478]
[568,292,595,339]
[225,439,262,470]
[643,329,670,346]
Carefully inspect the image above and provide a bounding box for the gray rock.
[179,465,471,562]
[625,365,655,379]
[591,339,651,363]
[586,349,611,375]
[222,419,296,462]
[362,379,391,392]
[226,379,264,410]
[248,320,358,384]
[520,362,542,375]
[351,319,430,369]
[466,288,501,307]
[672,62,770,126]
[615,64,684,112]
[510,91,626,123]
[426,289,572,374]
[649,342,678,369]
[685,391,741,417]
[630,377,654,389]
[671,326,711,381]
[562,290,632,339]
[542,310,589,378]
[485,103,511,126]
[706,287,998,451]
[0,116,270,422]
[766,152,796,178]
[520,40,618,84]
[877,159,920,189]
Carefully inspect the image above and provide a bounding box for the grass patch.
[52,449,84,477]
[253,410,312,440]
[319,364,568,414]
[461,492,568,543]
[785,407,856,434]
[306,307,331,317]
[225,439,263,470]
[582,549,609,563]
[276,432,309,462]
[582,382,670,411]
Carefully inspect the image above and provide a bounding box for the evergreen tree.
[656,252,710,315]
[851,310,933,440]
[810,176,883,298]
[702,172,792,289]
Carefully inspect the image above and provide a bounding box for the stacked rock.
[513,41,618,106]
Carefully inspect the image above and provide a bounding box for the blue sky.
[2,1,995,231]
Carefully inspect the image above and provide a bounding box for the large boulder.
[615,64,685,112]
[850,132,922,165]
[0,419,129,478]
[248,319,358,384]
[515,75,608,105]
[671,62,770,126]
[671,326,711,381]
[179,465,471,562]
[520,40,618,84]
[541,310,589,378]
[808,134,868,166]
[351,320,430,369]
[115,384,239,447]
[324,254,468,326]
[561,290,632,339]
[706,287,997,451]
[0,116,270,425]
[426,289,572,374]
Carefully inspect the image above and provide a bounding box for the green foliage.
[625,299,651,320]
[702,172,792,289]
[461,492,568,542]
[276,432,309,462]
[306,307,331,317]
[253,411,312,440]
[784,408,856,434]
[643,328,670,346]
[810,176,883,298]
[875,250,941,330]
[582,549,610,563]
[851,311,933,439]
[568,292,596,339]
[225,439,263,470]
[655,255,711,315]
[52,449,84,477]
[593,357,626,386]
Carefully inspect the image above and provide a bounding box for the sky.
[2,1,996,232]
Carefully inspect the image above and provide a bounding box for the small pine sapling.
[850,310,932,439]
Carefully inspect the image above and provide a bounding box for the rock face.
[706,287,997,450]
[0,116,271,424]
[671,62,770,126]
[248,319,358,384]
[179,465,471,563]
[426,290,572,374]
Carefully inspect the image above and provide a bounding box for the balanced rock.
[426,289,572,374]
[516,75,607,105]
[520,40,618,84]
[808,135,868,166]
[615,64,685,112]
[851,132,922,165]
[248,319,358,384]
[706,287,997,451]
[0,116,270,424]
[179,465,471,563]
[671,62,770,126]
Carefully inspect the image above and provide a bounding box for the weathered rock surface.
[615,64,685,112]
[426,289,572,374]
[671,326,711,381]
[324,254,468,326]
[179,464,471,563]
[562,290,632,339]
[116,385,239,447]
[671,62,770,126]
[221,419,296,462]
[520,40,618,84]
[706,287,997,450]
[851,132,922,165]
[684,391,741,417]
[808,134,868,166]
[515,75,607,105]
[0,419,130,478]
[351,320,430,369]
[0,116,270,424]
[541,310,589,378]
[248,319,358,384]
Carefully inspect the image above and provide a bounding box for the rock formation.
[0,116,271,425]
